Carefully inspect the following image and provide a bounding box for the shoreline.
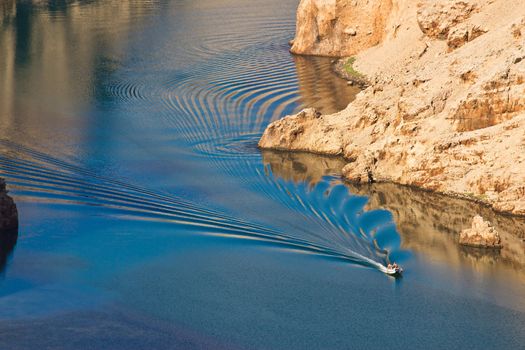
[259,122,525,218]
[262,146,525,219]
[260,0,525,217]
[262,149,525,268]
[331,57,369,89]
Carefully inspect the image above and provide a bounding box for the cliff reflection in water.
[0,0,157,150]
[293,55,360,114]
[262,150,525,273]
[261,150,346,185]
[355,183,525,269]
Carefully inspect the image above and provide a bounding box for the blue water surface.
[1,1,525,349]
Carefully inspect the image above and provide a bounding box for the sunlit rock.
[290,0,393,57]
[459,215,502,248]
[416,0,477,40]
[258,108,344,156]
[260,0,525,216]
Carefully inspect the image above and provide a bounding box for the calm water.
[1,1,525,349]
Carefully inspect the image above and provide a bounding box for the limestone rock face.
[260,0,525,216]
[258,108,344,155]
[416,0,477,40]
[459,215,502,248]
[290,0,393,57]
[0,178,18,232]
[446,24,487,51]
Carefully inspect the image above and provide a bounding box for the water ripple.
[0,0,390,276]
[0,141,394,272]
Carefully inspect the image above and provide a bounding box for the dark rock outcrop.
[0,178,18,272]
[0,178,18,232]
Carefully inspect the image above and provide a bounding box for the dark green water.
[1,1,525,348]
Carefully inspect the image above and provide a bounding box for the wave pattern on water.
[257,166,406,265]
[0,0,397,274]
[0,140,393,271]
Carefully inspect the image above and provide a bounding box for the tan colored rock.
[416,0,477,39]
[453,70,525,131]
[260,0,525,216]
[290,0,393,57]
[259,108,345,155]
[447,24,487,51]
[447,25,469,51]
[459,215,502,248]
[343,27,357,36]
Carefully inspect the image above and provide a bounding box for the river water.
[1,1,525,348]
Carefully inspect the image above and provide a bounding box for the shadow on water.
[0,0,159,152]
[262,149,525,277]
[0,229,17,273]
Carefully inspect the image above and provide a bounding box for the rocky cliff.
[260,0,525,216]
[290,0,393,57]
[0,178,18,232]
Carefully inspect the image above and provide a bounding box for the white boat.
[385,266,403,276]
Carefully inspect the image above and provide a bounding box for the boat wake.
[0,0,405,276]
[0,140,402,273]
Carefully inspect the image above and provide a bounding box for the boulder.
[258,108,344,155]
[459,215,502,248]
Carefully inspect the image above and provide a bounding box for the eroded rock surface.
[259,108,344,155]
[459,215,502,248]
[290,0,393,57]
[261,0,525,216]
[0,178,18,232]
[416,0,478,40]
